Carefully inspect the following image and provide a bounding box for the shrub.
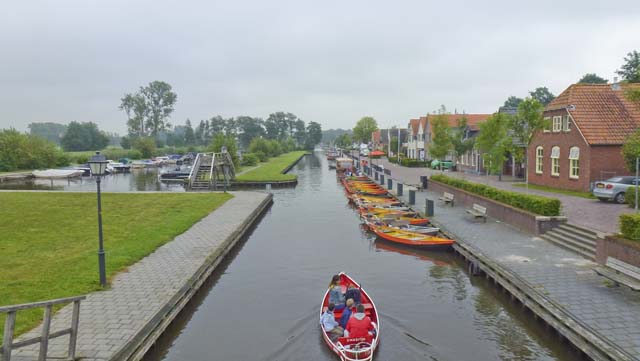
[254,151,268,162]
[620,214,640,241]
[266,140,282,157]
[207,133,240,167]
[627,187,639,209]
[133,137,157,158]
[249,138,270,156]
[241,153,259,166]
[430,174,561,216]
[0,129,68,171]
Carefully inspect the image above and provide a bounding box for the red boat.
[320,273,380,361]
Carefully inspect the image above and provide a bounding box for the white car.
[593,176,639,204]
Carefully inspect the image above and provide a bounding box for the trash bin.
[425,198,434,217]
[420,176,428,190]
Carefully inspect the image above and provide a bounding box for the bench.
[438,192,454,206]
[466,203,487,222]
[594,257,640,291]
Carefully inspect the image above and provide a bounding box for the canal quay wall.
[11,191,273,361]
[363,172,640,361]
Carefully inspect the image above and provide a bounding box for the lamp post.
[88,151,109,287]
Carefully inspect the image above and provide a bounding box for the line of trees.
[0,129,70,171]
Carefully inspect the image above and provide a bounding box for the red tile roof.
[428,114,491,133]
[409,118,419,134]
[545,83,640,145]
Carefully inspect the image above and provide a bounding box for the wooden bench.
[438,192,454,206]
[594,257,640,291]
[466,203,487,222]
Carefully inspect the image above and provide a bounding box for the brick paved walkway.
[371,157,632,234]
[12,191,270,361]
[385,183,640,358]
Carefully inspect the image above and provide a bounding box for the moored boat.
[369,224,454,249]
[320,273,380,361]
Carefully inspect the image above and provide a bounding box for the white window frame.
[552,116,562,132]
[562,116,570,132]
[569,146,580,179]
[471,150,476,166]
[543,117,551,133]
[551,146,560,176]
[536,146,544,174]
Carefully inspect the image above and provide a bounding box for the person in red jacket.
[345,304,373,338]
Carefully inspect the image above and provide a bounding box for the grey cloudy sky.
[1,0,639,134]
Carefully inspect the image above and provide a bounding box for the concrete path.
[11,191,271,361]
[371,156,632,234]
[384,182,640,358]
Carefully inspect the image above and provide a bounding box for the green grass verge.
[235,151,306,182]
[511,183,595,199]
[0,192,232,336]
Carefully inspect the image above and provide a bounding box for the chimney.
[612,76,621,91]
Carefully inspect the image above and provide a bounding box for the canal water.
[142,152,581,361]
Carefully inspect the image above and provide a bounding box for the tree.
[322,129,351,144]
[578,73,608,84]
[294,119,306,146]
[0,129,68,171]
[622,129,640,173]
[352,116,378,143]
[133,137,156,158]
[140,81,177,136]
[450,116,475,164]
[503,96,523,108]
[236,116,265,149]
[305,121,322,150]
[335,133,352,149]
[510,98,547,183]
[529,87,555,106]
[28,122,67,145]
[120,93,147,135]
[428,109,452,164]
[476,113,511,178]
[61,121,109,151]
[184,119,196,145]
[208,133,239,167]
[265,112,299,140]
[390,136,399,155]
[616,50,640,83]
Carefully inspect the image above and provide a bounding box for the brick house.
[372,128,407,155]
[528,83,640,192]
[406,118,420,159]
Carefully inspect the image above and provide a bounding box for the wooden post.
[68,301,81,359]
[38,305,52,361]
[2,311,16,361]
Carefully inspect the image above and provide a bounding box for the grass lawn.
[512,182,595,199]
[235,151,306,182]
[0,192,232,336]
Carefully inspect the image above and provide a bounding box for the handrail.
[187,153,201,189]
[1,295,86,361]
[209,153,216,188]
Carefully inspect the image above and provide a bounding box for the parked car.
[430,160,453,170]
[593,176,639,204]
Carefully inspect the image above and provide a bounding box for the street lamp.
[88,151,109,287]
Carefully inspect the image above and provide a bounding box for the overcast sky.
[1,0,639,134]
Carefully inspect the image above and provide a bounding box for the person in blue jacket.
[339,298,355,328]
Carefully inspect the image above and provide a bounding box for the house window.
[536,146,544,174]
[552,116,562,132]
[471,150,476,166]
[562,116,570,132]
[543,117,551,132]
[569,147,580,179]
[551,146,560,176]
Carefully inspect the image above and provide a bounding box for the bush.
[620,214,640,241]
[627,187,639,208]
[249,138,270,156]
[430,174,561,216]
[133,137,157,158]
[0,129,68,171]
[207,134,240,167]
[254,151,268,162]
[241,153,259,166]
[266,140,282,157]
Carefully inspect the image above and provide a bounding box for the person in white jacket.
[320,302,344,341]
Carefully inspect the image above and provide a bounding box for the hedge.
[430,174,561,216]
[627,187,639,209]
[620,214,640,241]
[388,157,429,168]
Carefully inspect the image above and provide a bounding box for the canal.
[141,152,582,361]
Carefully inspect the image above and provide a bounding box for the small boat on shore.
[369,224,454,249]
[320,272,380,361]
[32,169,84,179]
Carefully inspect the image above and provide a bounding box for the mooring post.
[387,178,392,190]
[374,172,378,181]
[425,198,434,217]
[409,190,416,205]
[380,174,385,185]
[397,183,403,196]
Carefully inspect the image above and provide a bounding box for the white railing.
[209,153,216,187]
[187,153,202,189]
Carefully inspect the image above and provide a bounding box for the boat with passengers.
[320,273,379,361]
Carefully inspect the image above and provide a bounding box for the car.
[430,160,453,170]
[593,176,639,204]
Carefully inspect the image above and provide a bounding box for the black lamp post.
[88,151,109,287]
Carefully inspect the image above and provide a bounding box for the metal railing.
[187,153,202,189]
[1,295,86,361]
[209,153,216,187]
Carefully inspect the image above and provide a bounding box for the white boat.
[131,160,156,169]
[32,169,84,179]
